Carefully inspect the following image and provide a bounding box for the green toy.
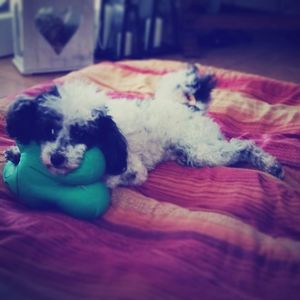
[3,142,110,219]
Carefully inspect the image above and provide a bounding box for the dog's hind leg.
[176,138,284,179]
[155,64,216,109]
[234,139,284,179]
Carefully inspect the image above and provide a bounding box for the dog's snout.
[50,153,65,167]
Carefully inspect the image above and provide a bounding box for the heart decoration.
[35,6,81,55]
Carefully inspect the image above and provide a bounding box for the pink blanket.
[0,60,299,300]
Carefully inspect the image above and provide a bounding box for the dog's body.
[5,66,284,188]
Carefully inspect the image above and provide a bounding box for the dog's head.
[6,82,127,176]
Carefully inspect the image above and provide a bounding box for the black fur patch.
[6,86,62,144]
[95,114,128,175]
[6,99,37,144]
[69,121,98,147]
[35,106,63,142]
[194,74,216,104]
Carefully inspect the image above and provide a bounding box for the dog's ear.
[95,113,128,175]
[6,98,37,144]
[36,85,60,103]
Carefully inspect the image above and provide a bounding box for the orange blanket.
[0,60,299,300]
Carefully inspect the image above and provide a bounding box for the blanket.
[0,60,300,300]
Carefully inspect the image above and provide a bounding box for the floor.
[0,59,66,99]
[0,30,299,99]
[173,30,300,84]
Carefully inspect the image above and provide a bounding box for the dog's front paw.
[105,173,135,189]
[105,176,121,189]
[4,146,21,165]
[106,167,148,188]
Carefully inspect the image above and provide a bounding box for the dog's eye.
[70,124,95,147]
[48,127,58,140]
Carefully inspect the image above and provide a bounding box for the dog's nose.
[50,153,65,167]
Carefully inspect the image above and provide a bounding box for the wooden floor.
[0,30,299,99]
[0,59,67,99]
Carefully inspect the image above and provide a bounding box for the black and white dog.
[5,65,284,188]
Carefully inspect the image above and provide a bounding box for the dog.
[4,65,284,188]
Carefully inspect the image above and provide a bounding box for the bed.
[0,60,299,300]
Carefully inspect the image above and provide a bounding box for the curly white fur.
[50,68,281,187]
[5,66,284,188]
[103,69,283,187]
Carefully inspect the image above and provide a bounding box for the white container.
[11,0,94,74]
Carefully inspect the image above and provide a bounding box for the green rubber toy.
[3,142,110,220]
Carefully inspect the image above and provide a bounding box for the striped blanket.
[0,60,299,300]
